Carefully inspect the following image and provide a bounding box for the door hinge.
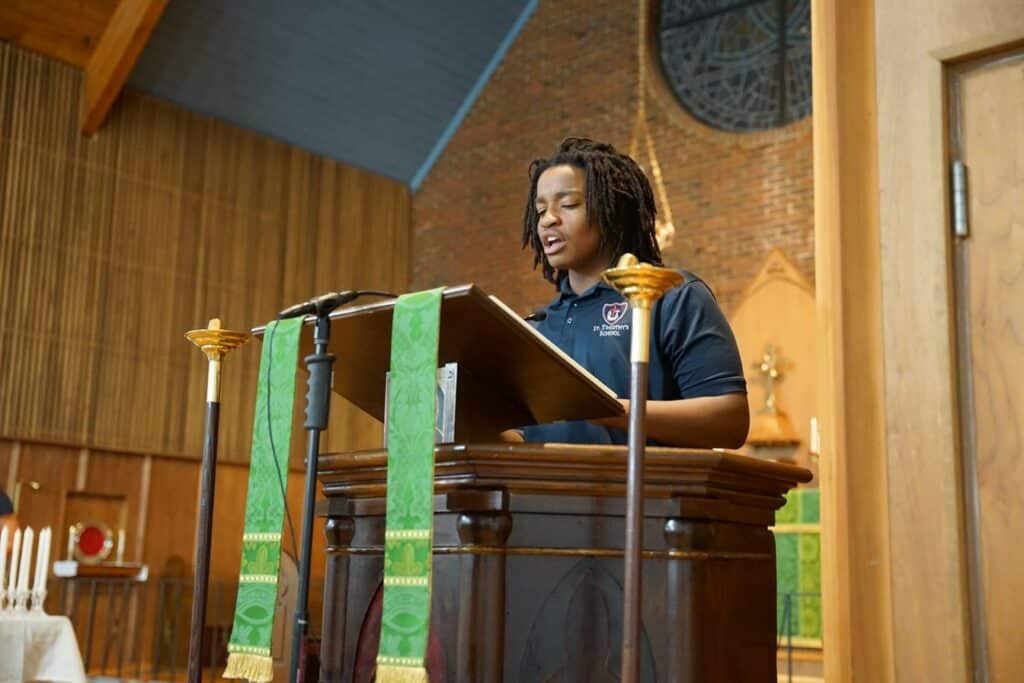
[952,160,969,238]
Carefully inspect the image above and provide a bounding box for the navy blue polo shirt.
[521,272,746,444]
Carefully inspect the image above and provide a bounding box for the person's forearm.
[595,393,750,449]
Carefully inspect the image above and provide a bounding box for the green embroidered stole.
[223,317,303,682]
[376,288,444,683]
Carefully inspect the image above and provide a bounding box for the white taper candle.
[810,417,821,455]
[7,528,20,594]
[45,527,52,587]
[34,527,50,591]
[17,527,33,592]
[0,525,8,591]
[32,528,41,590]
[41,527,51,586]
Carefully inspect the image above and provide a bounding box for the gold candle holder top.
[185,318,251,402]
[602,254,683,363]
[602,253,684,309]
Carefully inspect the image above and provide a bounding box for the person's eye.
[562,202,579,209]
[536,208,546,216]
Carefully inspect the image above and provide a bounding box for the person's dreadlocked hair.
[522,137,663,286]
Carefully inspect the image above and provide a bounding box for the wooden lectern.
[307,286,811,682]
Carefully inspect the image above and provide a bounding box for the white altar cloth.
[0,613,86,683]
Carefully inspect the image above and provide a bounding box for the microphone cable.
[264,321,299,562]
[263,289,398,561]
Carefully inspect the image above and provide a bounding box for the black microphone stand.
[290,311,333,683]
[284,289,395,683]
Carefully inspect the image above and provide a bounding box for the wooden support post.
[811,1,895,680]
[455,510,512,682]
[319,515,355,683]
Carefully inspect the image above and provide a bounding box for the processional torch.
[185,319,250,683]
[602,254,683,683]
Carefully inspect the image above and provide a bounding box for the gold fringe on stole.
[223,653,274,682]
[375,664,430,683]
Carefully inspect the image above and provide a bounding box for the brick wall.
[412,0,813,315]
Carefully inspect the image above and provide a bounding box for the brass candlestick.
[184,318,249,683]
[185,318,251,403]
[602,254,682,683]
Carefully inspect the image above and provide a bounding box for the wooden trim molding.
[75,448,89,490]
[331,545,774,560]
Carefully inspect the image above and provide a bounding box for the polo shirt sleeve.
[656,278,747,398]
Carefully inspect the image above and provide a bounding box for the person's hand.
[590,399,629,429]
[499,429,525,443]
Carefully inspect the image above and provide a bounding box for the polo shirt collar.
[557,274,615,302]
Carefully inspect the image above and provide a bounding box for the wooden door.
[952,49,1024,683]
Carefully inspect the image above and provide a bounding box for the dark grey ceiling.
[128,0,536,188]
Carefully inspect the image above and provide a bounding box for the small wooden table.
[317,443,811,682]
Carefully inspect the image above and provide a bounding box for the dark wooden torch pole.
[185,319,249,683]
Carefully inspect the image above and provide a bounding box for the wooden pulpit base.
[317,443,812,683]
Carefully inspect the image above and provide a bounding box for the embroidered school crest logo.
[602,302,629,325]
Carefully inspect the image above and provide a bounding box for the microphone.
[278,290,360,319]
[524,309,547,322]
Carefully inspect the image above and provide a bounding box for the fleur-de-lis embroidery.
[391,543,423,576]
[248,544,276,575]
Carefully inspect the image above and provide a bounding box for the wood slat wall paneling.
[0,42,412,462]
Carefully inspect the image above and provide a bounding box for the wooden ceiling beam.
[0,0,119,68]
[81,0,169,135]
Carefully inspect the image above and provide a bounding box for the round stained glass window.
[658,0,812,132]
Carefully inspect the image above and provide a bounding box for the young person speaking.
[510,137,749,449]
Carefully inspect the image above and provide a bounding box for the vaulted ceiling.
[0,0,536,188]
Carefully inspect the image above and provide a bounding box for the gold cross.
[752,344,786,414]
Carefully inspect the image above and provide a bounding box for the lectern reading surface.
[256,284,625,440]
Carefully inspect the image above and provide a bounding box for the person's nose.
[539,210,559,228]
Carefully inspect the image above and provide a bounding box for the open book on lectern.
[257,284,624,442]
